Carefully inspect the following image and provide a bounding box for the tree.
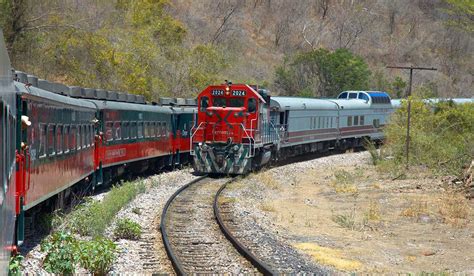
[274,48,371,97]
[442,0,474,32]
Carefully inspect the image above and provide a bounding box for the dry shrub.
[260,202,276,212]
[401,199,429,218]
[439,192,470,225]
[331,170,358,194]
[364,200,381,221]
[255,171,280,190]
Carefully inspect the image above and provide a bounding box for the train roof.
[328,99,372,109]
[14,81,97,109]
[270,97,339,111]
[86,99,173,113]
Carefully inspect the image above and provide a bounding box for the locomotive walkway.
[160,176,274,274]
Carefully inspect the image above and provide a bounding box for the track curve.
[160,176,270,275]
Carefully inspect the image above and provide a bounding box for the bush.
[8,254,23,276]
[41,232,80,274]
[383,99,474,178]
[66,180,146,236]
[78,237,117,275]
[113,218,142,240]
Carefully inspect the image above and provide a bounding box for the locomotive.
[0,30,196,272]
[191,82,394,175]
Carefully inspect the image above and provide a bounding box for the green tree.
[274,48,371,97]
[391,76,407,98]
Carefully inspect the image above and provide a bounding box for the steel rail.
[160,175,207,276]
[213,179,276,275]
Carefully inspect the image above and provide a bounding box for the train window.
[105,122,113,141]
[77,125,82,150]
[358,93,369,101]
[318,117,321,129]
[347,116,353,127]
[150,122,156,137]
[145,122,151,138]
[156,122,161,138]
[229,98,244,107]
[349,93,357,99]
[248,98,257,113]
[373,119,380,128]
[163,122,167,137]
[200,96,209,111]
[39,124,47,158]
[338,92,348,99]
[82,125,87,148]
[131,122,137,139]
[114,122,121,141]
[138,122,144,138]
[47,125,55,156]
[63,125,70,153]
[56,125,63,154]
[122,122,129,140]
[213,98,226,107]
[326,117,329,128]
[360,116,365,125]
[70,126,77,151]
[354,116,359,126]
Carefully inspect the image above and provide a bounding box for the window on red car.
[229,98,244,107]
[248,98,257,112]
[200,96,209,111]
[213,97,226,107]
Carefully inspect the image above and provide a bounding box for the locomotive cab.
[191,83,279,174]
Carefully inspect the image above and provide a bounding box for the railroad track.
[160,176,274,275]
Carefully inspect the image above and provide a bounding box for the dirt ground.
[233,153,474,274]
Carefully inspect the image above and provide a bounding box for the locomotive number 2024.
[211,89,224,96]
[232,90,246,96]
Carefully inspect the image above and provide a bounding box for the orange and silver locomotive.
[191,82,279,174]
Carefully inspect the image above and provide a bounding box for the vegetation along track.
[160,176,274,275]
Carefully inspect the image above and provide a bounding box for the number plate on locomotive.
[211,89,224,96]
[232,90,246,96]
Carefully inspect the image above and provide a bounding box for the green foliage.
[383,99,474,177]
[78,237,117,275]
[67,180,146,236]
[40,231,116,275]
[40,231,80,274]
[113,218,142,240]
[391,76,407,98]
[442,0,474,32]
[8,254,23,276]
[274,48,371,97]
[3,0,228,99]
[363,138,381,166]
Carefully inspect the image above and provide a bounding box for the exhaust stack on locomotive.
[191,82,279,174]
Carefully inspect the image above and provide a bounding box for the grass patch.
[65,180,146,236]
[332,211,358,230]
[294,243,362,271]
[254,171,281,190]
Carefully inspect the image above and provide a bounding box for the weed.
[41,231,80,274]
[331,170,358,194]
[294,243,362,271]
[364,200,381,221]
[364,138,381,165]
[8,254,23,276]
[78,237,117,275]
[304,220,313,228]
[113,218,142,240]
[332,212,357,230]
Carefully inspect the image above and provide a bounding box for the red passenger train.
[0,30,196,273]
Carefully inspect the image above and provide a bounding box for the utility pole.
[386,66,437,169]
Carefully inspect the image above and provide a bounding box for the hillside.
[1,0,472,98]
